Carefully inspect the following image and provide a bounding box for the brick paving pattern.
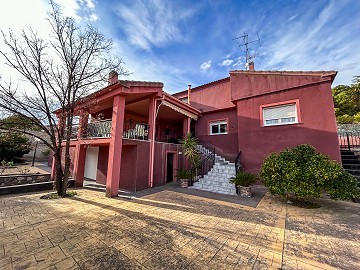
[0,187,359,269]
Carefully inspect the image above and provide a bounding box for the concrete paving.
[0,186,359,269]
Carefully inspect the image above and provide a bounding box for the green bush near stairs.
[260,144,360,201]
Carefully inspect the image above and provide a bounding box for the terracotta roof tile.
[119,80,163,88]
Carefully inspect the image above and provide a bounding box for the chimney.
[108,70,118,85]
[187,84,191,104]
[249,62,255,71]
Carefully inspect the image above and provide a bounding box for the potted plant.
[175,169,193,188]
[229,172,257,198]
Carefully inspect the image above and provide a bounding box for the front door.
[166,153,174,183]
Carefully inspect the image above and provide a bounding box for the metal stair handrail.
[189,143,216,186]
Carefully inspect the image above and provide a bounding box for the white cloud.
[260,0,360,85]
[114,0,195,50]
[200,60,212,71]
[0,0,50,90]
[232,57,244,68]
[84,0,95,10]
[220,59,234,66]
[89,13,99,21]
[53,0,81,21]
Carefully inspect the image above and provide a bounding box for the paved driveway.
[0,186,359,269]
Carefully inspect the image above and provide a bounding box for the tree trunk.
[53,150,64,196]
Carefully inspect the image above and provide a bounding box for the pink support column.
[183,117,191,137]
[73,143,86,187]
[106,95,125,197]
[72,110,89,187]
[148,97,157,188]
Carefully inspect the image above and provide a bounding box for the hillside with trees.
[333,75,360,124]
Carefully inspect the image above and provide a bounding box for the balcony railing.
[84,120,112,138]
[123,121,149,140]
[70,119,150,140]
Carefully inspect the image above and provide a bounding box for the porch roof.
[54,79,201,119]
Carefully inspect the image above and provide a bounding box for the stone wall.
[0,173,51,187]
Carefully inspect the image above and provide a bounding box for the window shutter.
[263,104,296,120]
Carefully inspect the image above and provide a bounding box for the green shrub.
[175,169,192,179]
[229,172,257,187]
[260,144,359,200]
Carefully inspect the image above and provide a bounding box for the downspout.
[149,96,164,188]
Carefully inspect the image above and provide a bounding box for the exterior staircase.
[190,144,237,195]
[341,149,360,188]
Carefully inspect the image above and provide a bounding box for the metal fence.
[337,124,360,150]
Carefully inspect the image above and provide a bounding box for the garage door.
[84,147,99,180]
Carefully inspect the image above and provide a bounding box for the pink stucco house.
[55,64,340,197]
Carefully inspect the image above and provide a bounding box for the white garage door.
[84,147,99,180]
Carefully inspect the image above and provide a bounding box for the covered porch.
[59,77,200,197]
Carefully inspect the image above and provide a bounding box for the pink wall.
[195,108,239,161]
[173,78,234,112]
[89,140,151,191]
[120,140,150,191]
[234,78,340,172]
[230,72,333,101]
[96,146,109,185]
[153,142,183,186]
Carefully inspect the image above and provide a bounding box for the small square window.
[210,120,228,135]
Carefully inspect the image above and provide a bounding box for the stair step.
[345,169,360,176]
[341,155,358,160]
[341,150,355,154]
[343,164,360,169]
[194,143,236,195]
[342,159,360,164]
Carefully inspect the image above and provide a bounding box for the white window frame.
[209,120,228,135]
[262,103,298,127]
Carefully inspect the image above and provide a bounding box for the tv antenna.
[233,32,261,70]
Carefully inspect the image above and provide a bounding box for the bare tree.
[0,0,128,195]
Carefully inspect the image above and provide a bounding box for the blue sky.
[0,0,359,93]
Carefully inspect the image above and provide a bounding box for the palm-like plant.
[180,133,200,167]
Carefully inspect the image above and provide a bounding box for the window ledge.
[262,122,301,127]
[209,132,228,135]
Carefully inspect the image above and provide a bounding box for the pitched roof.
[229,70,337,82]
[172,77,230,97]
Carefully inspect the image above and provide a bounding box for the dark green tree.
[0,115,42,131]
[0,132,32,161]
[332,75,360,123]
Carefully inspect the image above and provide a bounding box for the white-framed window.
[262,103,298,126]
[210,120,228,135]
